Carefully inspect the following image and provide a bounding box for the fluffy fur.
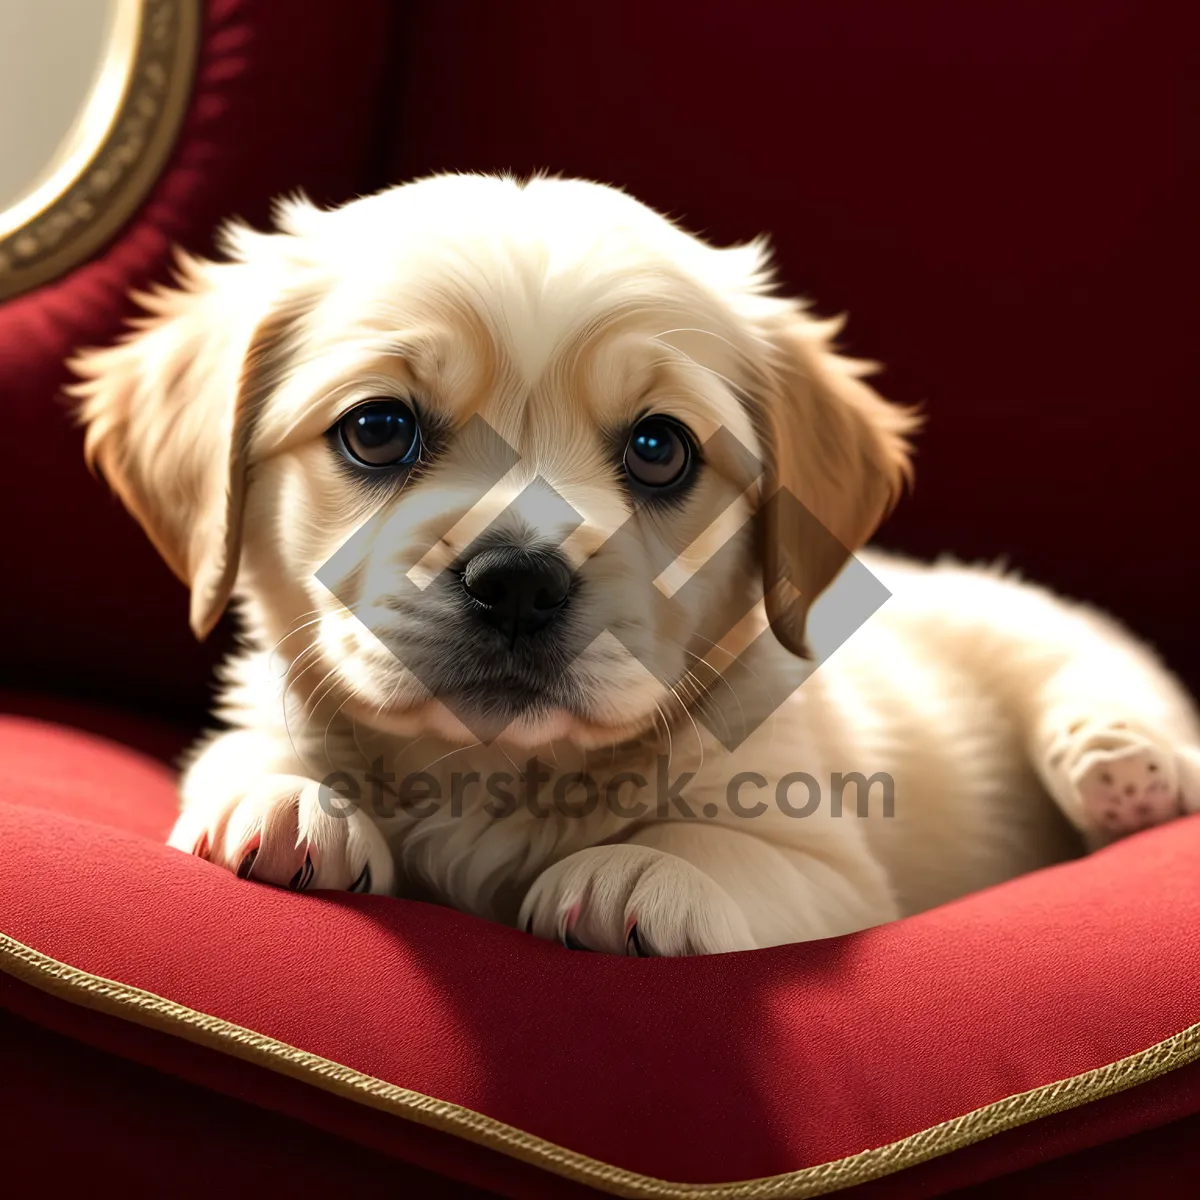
[72,174,1200,954]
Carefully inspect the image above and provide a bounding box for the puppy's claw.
[522,845,757,956]
[167,775,395,896]
[288,854,315,892]
[235,847,258,880]
[560,900,592,950]
[626,922,650,957]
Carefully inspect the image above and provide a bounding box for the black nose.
[461,547,572,638]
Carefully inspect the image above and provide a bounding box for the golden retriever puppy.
[72,174,1200,954]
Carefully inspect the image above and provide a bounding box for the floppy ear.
[750,305,919,658]
[70,237,302,640]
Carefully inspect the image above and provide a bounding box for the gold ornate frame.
[0,0,201,303]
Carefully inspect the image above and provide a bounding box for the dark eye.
[623,416,694,491]
[337,399,421,467]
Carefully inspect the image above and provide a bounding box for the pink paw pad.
[1072,747,1181,836]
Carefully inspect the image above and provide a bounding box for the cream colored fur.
[72,175,1200,955]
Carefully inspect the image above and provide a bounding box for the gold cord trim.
[2,930,1196,1198]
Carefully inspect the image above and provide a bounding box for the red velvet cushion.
[0,1010,497,1200]
[3,714,1199,1198]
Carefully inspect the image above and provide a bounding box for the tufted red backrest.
[3,0,1197,723]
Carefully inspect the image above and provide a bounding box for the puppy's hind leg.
[1023,622,1200,845]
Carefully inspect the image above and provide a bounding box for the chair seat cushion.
[2,712,1199,1198]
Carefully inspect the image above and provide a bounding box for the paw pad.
[1071,743,1181,836]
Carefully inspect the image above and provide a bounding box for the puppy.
[72,174,1200,955]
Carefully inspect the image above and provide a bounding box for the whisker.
[652,319,776,360]
[687,630,795,750]
[651,325,743,353]
[323,694,353,766]
[646,339,745,398]
[661,678,705,775]
[418,739,484,776]
[280,648,338,777]
[268,609,325,656]
[652,700,673,776]
[682,650,747,731]
[305,662,347,723]
[497,741,521,776]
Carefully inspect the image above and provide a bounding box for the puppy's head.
[73,175,915,749]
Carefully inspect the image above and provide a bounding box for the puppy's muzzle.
[461,546,572,640]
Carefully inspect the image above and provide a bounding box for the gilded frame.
[0,0,201,302]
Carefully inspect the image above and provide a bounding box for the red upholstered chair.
[3,2,1199,1195]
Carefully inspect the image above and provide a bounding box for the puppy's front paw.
[1042,717,1200,841]
[518,844,756,957]
[168,775,395,894]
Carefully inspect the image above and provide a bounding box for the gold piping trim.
[2,929,1197,1199]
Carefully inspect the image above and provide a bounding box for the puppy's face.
[74,176,915,750]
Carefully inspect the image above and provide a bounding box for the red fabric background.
[4,0,1196,733]
[0,0,397,720]
[2,0,1196,727]
[389,0,1200,697]
[2,2,1199,1194]
[3,716,1200,1195]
